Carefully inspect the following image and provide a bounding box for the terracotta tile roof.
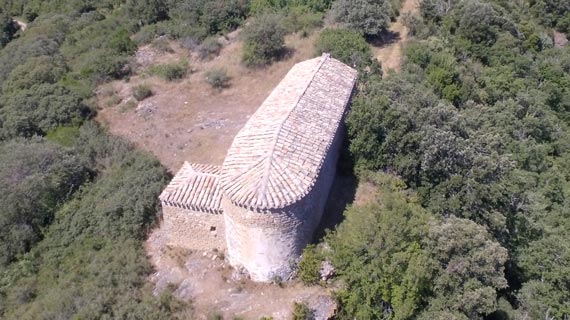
[159,162,223,213]
[220,54,358,210]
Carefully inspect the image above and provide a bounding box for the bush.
[198,37,223,60]
[292,302,314,320]
[314,28,376,71]
[297,245,322,285]
[201,0,249,34]
[109,28,137,55]
[205,68,231,89]
[133,23,168,45]
[168,0,247,35]
[2,55,68,93]
[283,6,324,34]
[557,13,570,34]
[331,0,392,36]
[132,84,153,101]
[45,126,81,147]
[148,61,188,80]
[0,138,87,266]
[124,0,168,26]
[249,0,333,14]
[242,13,287,68]
[0,83,90,138]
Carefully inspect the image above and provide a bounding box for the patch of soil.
[146,227,336,320]
[372,0,419,75]
[554,30,569,48]
[96,32,320,173]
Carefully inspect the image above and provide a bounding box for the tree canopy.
[310,0,570,318]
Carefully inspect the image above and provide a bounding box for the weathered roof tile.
[220,54,357,210]
[159,162,223,213]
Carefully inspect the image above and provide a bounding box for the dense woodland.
[0,0,569,319]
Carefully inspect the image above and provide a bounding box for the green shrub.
[331,0,392,36]
[45,126,81,147]
[198,37,223,60]
[0,83,90,138]
[314,28,376,70]
[168,0,247,35]
[292,302,314,320]
[133,23,169,45]
[148,61,188,81]
[205,68,231,89]
[297,245,321,285]
[242,13,287,68]
[0,138,87,266]
[249,0,333,14]
[557,13,570,34]
[109,28,137,55]
[2,55,68,93]
[132,84,153,101]
[283,6,324,33]
[201,0,249,34]
[124,0,168,26]
[405,42,432,69]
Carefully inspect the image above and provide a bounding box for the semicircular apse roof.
[220,54,357,210]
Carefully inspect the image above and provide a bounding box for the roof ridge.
[219,54,358,209]
[185,161,222,178]
[255,53,331,207]
[160,161,224,213]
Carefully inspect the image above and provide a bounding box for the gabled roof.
[159,162,223,213]
[220,54,357,210]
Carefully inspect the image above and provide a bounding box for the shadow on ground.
[313,138,358,242]
[367,29,401,48]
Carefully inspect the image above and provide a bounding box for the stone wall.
[162,206,226,251]
[222,123,346,282]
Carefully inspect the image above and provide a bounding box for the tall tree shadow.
[312,136,358,243]
[367,29,401,48]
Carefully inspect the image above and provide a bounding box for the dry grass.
[96,31,320,172]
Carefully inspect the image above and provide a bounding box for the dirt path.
[372,0,418,74]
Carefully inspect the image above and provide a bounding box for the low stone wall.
[223,124,345,282]
[161,205,226,251]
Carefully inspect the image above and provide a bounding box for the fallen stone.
[312,295,337,320]
[319,260,335,281]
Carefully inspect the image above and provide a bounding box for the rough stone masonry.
[159,53,357,281]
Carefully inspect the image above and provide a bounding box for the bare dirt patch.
[554,30,569,48]
[146,226,336,320]
[372,0,419,75]
[96,32,320,172]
